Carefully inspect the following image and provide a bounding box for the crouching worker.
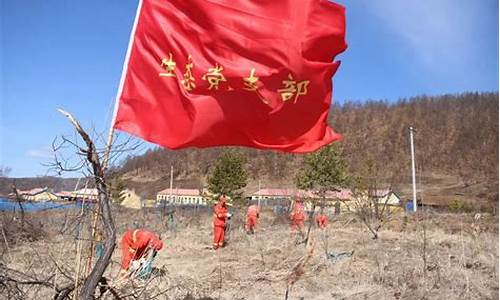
[245,203,260,234]
[118,228,163,279]
[213,195,231,249]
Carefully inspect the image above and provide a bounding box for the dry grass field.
[0,207,498,299]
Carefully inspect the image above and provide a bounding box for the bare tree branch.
[57,108,117,299]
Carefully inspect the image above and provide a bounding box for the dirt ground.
[0,207,498,299]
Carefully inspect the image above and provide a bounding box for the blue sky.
[1,0,498,177]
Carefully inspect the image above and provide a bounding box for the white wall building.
[71,188,98,201]
[156,188,208,206]
[251,188,352,201]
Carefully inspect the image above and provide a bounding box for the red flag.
[113,0,347,153]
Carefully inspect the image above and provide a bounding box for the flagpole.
[409,126,417,212]
[102,0,144,170]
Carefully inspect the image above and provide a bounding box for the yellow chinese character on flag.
[181,55,196,91]
[277,73,310,103]
[243,68,259,91]
[202,63,226,90]
[243,68,269,104]
[159,53,176,77]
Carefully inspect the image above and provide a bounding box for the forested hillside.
[332,92,498,180]
[115,92,498,201]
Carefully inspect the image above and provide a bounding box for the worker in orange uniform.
[213,195,232,249]
[118,228,163,278]
[290,199,305,232]
[315,209,328,230]
[245,203,260,234]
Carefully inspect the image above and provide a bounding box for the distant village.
[6,186,404,212]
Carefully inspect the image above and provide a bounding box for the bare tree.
[11,184,25,229]
[47,109,141,299]
[56,109,117,299]
[348,158,398,240]
[295,145,349,245]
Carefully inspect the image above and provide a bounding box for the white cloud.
[26,146,53,159]
[367,0,489,67]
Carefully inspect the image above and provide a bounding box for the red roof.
[324,189,353,200]
[157,188,202,196]
[55,191,73,197]
[17,188,46,196]
[253,188,352,200]
[72,188,98,196]
[370,189,391,197]
[253,188,299,197]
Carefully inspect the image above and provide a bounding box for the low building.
[251,188,401,213]
[120,189,142,209]
[14,188,58,202]
[349,189,402,205]
[156,188,208,206]
[251,188,353,200]
[71,188,98,202]
[251,188,352,201]
[372,189,402,206]
[55,191,73,201]
[250,188,353,211]
[251,188,305,207]
[251,188,299,201]
[341,188,403,213]
[142,199,157,208]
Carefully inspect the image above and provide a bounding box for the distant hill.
[332,92,498,181]
[114,92,498,204]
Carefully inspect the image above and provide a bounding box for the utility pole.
[169,165,173,205]
[258,179,261,207]
[409,126,417,212]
